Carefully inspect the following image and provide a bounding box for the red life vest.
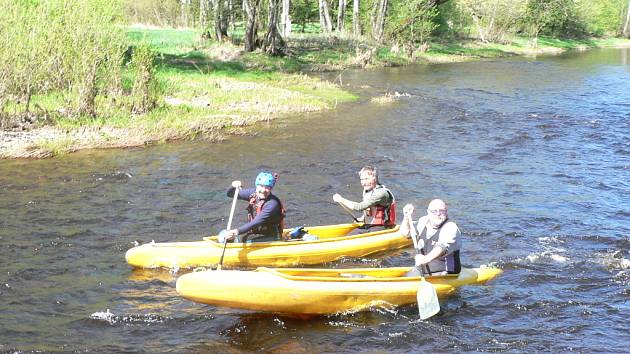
[366,188,396,227]
[247,193,286,236]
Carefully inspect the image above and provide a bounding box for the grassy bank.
[0,28,357,158]
[2,27,629,159]
[415,36,630,63]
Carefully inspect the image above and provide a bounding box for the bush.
[130,44,159,114]
[0,0,126,121]
[578,0,627,36]
[386,0,438,51]
[124,0,184,27]
[522,0,588,39]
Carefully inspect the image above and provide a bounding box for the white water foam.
[89,309,167,325]
[522,251,569,264]
[518,236,571,264]
[388,332,405,338]
[273,317,287,329]
[89,309,116,324]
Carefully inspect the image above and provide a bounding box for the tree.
[263,0,288,55]
[243,0,261,51]
[281,0,291,36]
[353,0,361,35]
[319,0,333,32]
[522,0,586,39]
[387,0,438,52]
[337,0,347,32]
[624,0,630,36]
[212,0,229,41]
[292,0,318,32]
[371,0,389,41]
[200,0,210,30]
[457,0,525,43]
[228,0,236,32]
[180,0,191,27]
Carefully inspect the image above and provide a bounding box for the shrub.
[522,0,587,39]
[130,44,158,114]
[386,0,438,51]
[0,0,126,121]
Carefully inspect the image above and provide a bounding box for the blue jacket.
[227,187,283,237]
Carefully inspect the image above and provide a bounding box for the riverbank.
[2,29,629,159]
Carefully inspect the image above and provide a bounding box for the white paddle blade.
[417,278,440,320]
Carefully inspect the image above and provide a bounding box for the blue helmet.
[255,172,275,188]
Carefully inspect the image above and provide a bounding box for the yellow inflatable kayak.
[176,266,502,315]
[125,223,411,269]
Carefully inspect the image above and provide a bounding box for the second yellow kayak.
[176,266,503,315]
[125,223,411,269]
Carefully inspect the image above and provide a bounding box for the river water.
[1,48,628,353]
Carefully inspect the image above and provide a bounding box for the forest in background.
[126,0,630,54]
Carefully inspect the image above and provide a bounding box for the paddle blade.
[417,278,440,320]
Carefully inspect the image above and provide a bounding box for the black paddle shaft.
[419,248,432,275]
[217,239,228,268]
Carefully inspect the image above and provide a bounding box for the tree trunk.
[281,0,291,37]
[263,0,287,55]
[624,0,630,37]
[472,15,486,43]
[243,0,260,51]
[319,0,333,33]
[212,0,229,41]
[337,0,346,32]
[377,0,387,40]
[212,0,222,41]
[228,0,236,32]
[371,0,388,41]
[199,0,209,28]
[221,0,229,35]
[180,0,190,27]
[353,0,361,36]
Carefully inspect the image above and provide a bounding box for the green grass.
[9,27,359,157]
[127,27,202,55]
[6,25,630,158]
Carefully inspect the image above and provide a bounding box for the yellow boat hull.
[125,224,411,269]
[176,266,503,315]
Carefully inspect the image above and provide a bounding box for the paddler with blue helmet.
[223,172,286,243]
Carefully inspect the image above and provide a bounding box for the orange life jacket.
[366,188,396,227]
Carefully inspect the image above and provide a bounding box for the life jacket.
[247,193,286,237]
[366,187,396,227]
[416,218,461,274]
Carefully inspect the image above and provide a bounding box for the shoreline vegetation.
[3,30,629,159]
[2,28,629,159]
